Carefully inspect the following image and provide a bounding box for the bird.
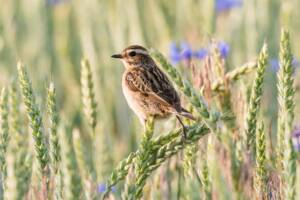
[111,45,195,137]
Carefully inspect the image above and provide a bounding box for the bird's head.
[111,45,152,69]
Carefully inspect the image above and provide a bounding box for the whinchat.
[112,45,195,136]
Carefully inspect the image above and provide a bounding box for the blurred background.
[0,0,300,198]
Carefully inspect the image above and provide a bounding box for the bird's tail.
[177,107,196,121]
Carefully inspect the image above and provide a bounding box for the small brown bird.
[112,45,194,135]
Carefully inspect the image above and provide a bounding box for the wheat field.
[0,0,300,199]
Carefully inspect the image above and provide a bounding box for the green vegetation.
[0,1,300,199]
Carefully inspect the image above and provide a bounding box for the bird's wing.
[125,67,181,112]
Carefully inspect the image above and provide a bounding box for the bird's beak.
[111,54,123,59]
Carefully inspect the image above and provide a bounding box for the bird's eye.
[129,51,136,57]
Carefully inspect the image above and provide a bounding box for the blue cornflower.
[169,43,182,64]
[270,58,300,73]
[270,58,280,72]
[293,59,300,67]
[292,125,300,152]
[47,0,67,6]
[194,48,208,60]
[169,41,230,65]
[215,0,243,13]
[180,42,193,60]
[98,183,116,193]
[217,41,230,58]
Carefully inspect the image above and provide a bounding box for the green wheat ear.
[212,61,257,92]
[17,62,49,178]
[4,140,18,200]
[133,116,155,199]
[133,124,210,199]
[0,87,9,183]
[60,125,83,200]
[103,152,136,198]
[103,123,210,199]
[9,80,22,141]
[46,82,63,200]
[14,152,33,200]
[72,128,96,200]
[276,29,296,200]
[244,43,268,150]
[9,79,28,155]
[254,122,267,199]
[47,82,61,175]
[9,80,32,199]
[121,166,135,200]
[200,158,212,200]
[81,58,98,135]
[183,143,198,178]
[80,58,99,187]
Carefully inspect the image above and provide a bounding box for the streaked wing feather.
[126,67,181,111]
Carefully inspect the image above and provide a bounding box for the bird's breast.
[122,70,173,123]
[122,72,147,122]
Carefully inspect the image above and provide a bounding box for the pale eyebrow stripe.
[128,49,148,55]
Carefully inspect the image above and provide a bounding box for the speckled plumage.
[113,45,194,124]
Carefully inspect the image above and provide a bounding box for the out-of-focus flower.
[46,0,68,6]
[270,58,300,73]
[292,125,300,152]
[215,0,243,13]
[180,42,193,60]
[169,41,230,65]
[194,48,208,60]
[169,43,182,64]
[98,183,116,193]
[217,41,230,58]
[270,58,279,72]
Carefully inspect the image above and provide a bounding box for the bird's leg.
[143,118,147,130]
[176,116,187,140]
